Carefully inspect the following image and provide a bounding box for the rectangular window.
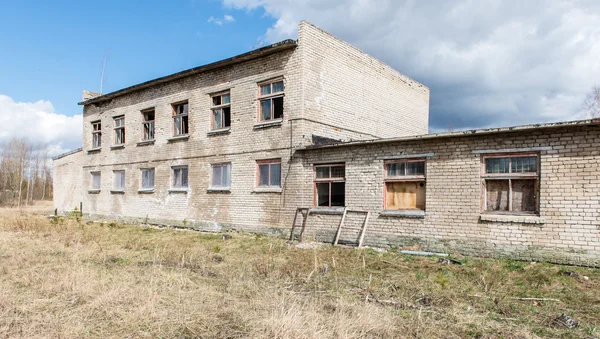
[92,121,102,148]
[258,79,284,122]
[113,170,125,191]
[211,163,231,188]
[141,168,155,189]
[172,166,188,188]
[257,159,281,187]
[211,91,231,130]
[91,171,101,190]
[384,160,426,210]
[172,102,189,136]
[482,154,539,214]
[142,109,155,141]
[113,116,125,145]
[314,164,345,207]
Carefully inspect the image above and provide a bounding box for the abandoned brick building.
[54,21,600,266]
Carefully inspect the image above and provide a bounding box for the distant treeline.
[0,138,52,207]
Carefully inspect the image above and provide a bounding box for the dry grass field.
[0,204,599,338]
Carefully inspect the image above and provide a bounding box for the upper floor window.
[384,160,426,210]
[257,159,281,187]
[113,170,125,191]
[211,92,231,130]
[91,171,101,190]
[172,166,188,189]
[141,168,155,190]
[258,79,284,122]
[142,109,155,141]
[172,102,189,136]
[482,154,539,214]
[92,121,102,148]
[211,163,231,189]
[314,164,345,207]
[114,116,125,145]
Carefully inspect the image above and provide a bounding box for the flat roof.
[79,39,298,106]
[52,147,82,161]
[300,118,600,151]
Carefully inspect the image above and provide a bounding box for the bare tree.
[584,85,600,118]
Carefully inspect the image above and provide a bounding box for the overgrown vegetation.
[0,204,599,338]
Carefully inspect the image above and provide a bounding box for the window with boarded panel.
[384,159,426,210]
[482,154,539,214]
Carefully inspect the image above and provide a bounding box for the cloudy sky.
[1,0,599,155]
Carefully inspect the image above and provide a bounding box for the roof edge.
[79,39,298,106]
[52,147,83,161]
[299,119,600,151]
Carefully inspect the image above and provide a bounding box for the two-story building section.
[53,21,430,232]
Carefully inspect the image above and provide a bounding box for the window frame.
[257,78,284,122]
[210,91,231,130]
[313,163,346,207]
[481,153,540,215]
[90,171,101,190]
[113,116,125,145]
[171,165,189,189]
[172,101,189,137]
[256,159,282,188]
[113,170,125,192]
[141,108,155,141]
[383,159,427,211]
[92,120,102,148]
[210,163,232,189]
[140,168,155,190]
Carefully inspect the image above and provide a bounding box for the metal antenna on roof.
[100,51,108,94]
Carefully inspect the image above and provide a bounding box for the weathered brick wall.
[295,125,600,266]
[53,150,84,213]
[297,20,430,143]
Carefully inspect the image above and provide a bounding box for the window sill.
[479,214,545,224]
[110,190,125,194]
[138,189,154,194]
[252,187,282,193]
[380,210,425,218]
[254,120,282,130]
[207,187,231,193]
[110,144,125,150]
[168,188,188,193]
[167,135,190,142]
[310,207,345,215]
[137,140,155,146]
[87,148,101,154]
[88,189,101,194]
[207,128,231,136]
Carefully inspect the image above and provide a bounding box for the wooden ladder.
[289,207,311,242]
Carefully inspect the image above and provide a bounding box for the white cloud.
[0,94,82,156]
[223,0,600,131]
[208,14,236,26]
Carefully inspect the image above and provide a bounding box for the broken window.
[257,159,281,187]
[113,170,125,191]
[258,79,284,122]
[141,168,155,190]
[211,91,231,130]
[92,121,102,148]
[211,163,231,189]
[91,171,101,190]
[142,109,155,141]
[384,160,426,210]
[314,164,345,207]
[482,154,539,214]
[113,116,125,145]
[172,102,189,136]
[172,166,188,189]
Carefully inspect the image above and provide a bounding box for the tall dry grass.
[0,204,599,338]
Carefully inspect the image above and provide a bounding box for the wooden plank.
[289,208,301,241]
[357,211,371,248]
[333,207,347,245]
[299,208,311,242]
